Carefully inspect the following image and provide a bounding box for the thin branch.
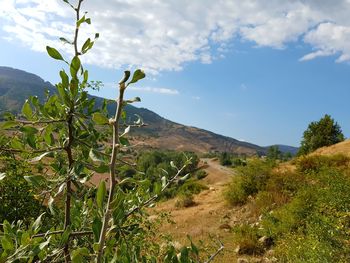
[0,147,64,154]
[32,230,92,238]
[63,1,83,260]
[126,162,190,217]
[203,240,224,263]
[15,119,66,125]
[96,74,127,263]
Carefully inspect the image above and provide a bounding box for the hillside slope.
[0,66,265,154]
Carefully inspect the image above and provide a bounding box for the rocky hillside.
[0,66,289,155]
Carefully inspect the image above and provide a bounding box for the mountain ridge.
[0,66,297,155]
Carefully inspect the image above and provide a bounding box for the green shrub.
[224,176,248,205]
[175,193,195,208]
[178,179,208,195]
[195,170,208,180]
[296,154,350,173]
[0,156,48,226]
[233,224,264,255]
[224,159,274,206]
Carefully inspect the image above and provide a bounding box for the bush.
[224,159,274,206]
[233,224,264,255]
[178,179,208,195]
[175,193,195,208]
[195,170,208,180]
[296,154,350,173]
[0,156,48,226]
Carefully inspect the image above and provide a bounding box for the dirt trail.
[152,158,243,262]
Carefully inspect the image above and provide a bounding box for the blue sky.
[1,0,350,147]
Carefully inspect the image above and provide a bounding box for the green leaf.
[46,46,64,61]
[70,56,81,78]
[39,237,51,250]
[0,173,5,181]
[83,70,88,83]
[89,148,105,163]
[81,38,91,54]
[11,138,23,150]
[24,175,46,187]
[48,196,55,215]
[92,217,102,242]
[1,235,14,251]
[32,212,46,232]
[60,70,69,89]
[1,121,17,129]
[128,69,145,85]
[22,99,33,119]
[59,37,72,44]
[96,180,106,210]
[161,176,167,188]
[77,15,90,27]
[119,137,130,146]
[94,164,109,173]
[72,247,89,263]
[125,97,141,104]
[92,112,109,125]
[21,232,30,246]
[60,226,72,246]
[20,126,38,135]
[29,152,51,163]
[154,182,161,195]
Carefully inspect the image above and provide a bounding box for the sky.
[0,0,349,147]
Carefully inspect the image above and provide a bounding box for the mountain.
[264,144,299,155]
[0,66,267,155]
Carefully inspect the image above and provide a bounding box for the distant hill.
[0,66,280,155]
[264,144,299,155]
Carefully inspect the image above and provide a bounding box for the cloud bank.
[1,0,350,73]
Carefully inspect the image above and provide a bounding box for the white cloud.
[128,86,179,95]
[2,0,350,72]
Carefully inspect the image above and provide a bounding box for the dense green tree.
[267,146,282,160]
[298,114,345,155]
[0,155,46,226]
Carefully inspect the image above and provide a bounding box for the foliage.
[232,224,264,255]
[0,1,209,262]
[224,159,275,205]
[175,193,195,208]
[0,155,49,226]
[195,169,208,180]
[298,114,345,155]
[228,154,350,262]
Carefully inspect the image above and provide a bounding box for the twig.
[32,230,92,238]
[15,119,66,125]
[126,162,189,217]
[96,73,127,263]
[203,240,224,263]
[0,147,64,154]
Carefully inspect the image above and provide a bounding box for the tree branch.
[32,230,93,238]
[126,161,190,217]
[203,240,224,263]
[96,74,127,263]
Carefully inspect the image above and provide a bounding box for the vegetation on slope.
[225,154,350,262]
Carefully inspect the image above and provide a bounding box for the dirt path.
[152,158,244,262]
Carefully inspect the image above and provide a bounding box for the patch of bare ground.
[151,158,266,262]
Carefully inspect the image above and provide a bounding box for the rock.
[237,258,249,263]
[258,236,274,248]
[265,249,275,257]
[234,245,241,254]
[219,223,232,230]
